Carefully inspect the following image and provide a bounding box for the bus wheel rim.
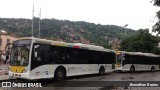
[131,67,134,72]
[58,71,63,78]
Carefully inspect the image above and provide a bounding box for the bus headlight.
[22,69,27,73]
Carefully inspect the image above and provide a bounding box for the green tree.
[153,0,160,6]
[152,0,160,34]
[120,29,160,54]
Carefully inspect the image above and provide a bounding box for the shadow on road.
[114,70,160,74]
[8,72,114,86]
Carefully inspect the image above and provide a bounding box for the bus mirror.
[34,45,39,58]
[35,52,38,58]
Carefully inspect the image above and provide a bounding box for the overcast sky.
[0,0,159,31]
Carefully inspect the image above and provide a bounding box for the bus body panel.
[116,64,159,71]
[29,64,113,80]
[9,64,113,80]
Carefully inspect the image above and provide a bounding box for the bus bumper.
[9,71,29,80]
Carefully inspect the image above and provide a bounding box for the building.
[0,30,17,54]
[0,30,18,64]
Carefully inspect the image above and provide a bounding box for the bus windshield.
[10,39,32,66]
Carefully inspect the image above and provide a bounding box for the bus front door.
[116,52,123,70]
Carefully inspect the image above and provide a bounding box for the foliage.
[152,0,160,34]
[0,18,136,49]
[120,29,160,54]
[152,10,160,34]
[153,0,160,6]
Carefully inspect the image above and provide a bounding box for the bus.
[9,37,116,80]
[115,51,160,72]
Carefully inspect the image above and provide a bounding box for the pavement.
[0,65,10,81]
[0,75,9,81]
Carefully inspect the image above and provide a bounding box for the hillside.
[0,18,136,49]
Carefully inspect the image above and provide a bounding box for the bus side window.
[79,49,89,64]
[70,50,78,64]
[61,53,65,60]
[91,51,98,64]
[52,50,60,63]
[35,44,51,63]
[41,51,50,62]
[66,53,70,60]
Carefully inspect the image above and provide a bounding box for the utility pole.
[38,8,41,38]
[32,4,34,37]
[1,19,2,30]
[0,19,2,63]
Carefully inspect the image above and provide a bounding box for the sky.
[0,0,159,31]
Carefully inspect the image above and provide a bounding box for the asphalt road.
[1,71,160,90]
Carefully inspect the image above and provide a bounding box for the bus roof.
[17,37,115,53]
[124,51,160,57]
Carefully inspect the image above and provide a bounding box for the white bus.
[9,37,116,80]
[115,51,160,72]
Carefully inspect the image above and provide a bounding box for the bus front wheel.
[54,68,66,81]
[99,66,105,75]
[130,66,135,73]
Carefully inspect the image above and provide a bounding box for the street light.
[124,24,128,37]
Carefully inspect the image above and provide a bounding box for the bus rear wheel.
[99,67,105,75]
[151,66,155,72]
[130,66,135,73]
[55,68,66,81]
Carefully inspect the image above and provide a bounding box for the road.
[1,71,160,90]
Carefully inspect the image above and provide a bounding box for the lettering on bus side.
[105,65,111,67]
[77,67,82,70]
[68,67,76,71]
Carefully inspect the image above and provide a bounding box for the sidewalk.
[0,65,10,81]
[0,75,10,81]
[0,65,8,75]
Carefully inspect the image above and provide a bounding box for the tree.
[152,10,160,34]
[120,29,160,54]
[152,0,160,34]
[153,0,160,6]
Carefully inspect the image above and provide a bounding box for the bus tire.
[54,67,66,81]
[130,66,135,73]
[99,66,105,75]
[151,66,155,72]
